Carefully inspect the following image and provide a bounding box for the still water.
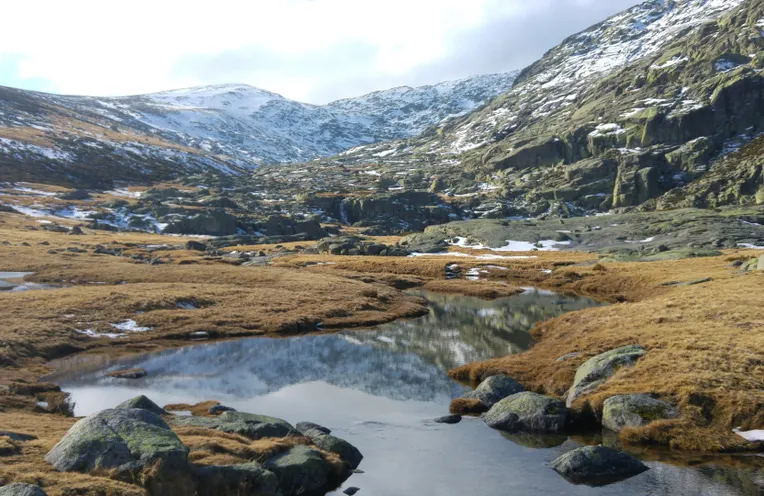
[47,290,763,496]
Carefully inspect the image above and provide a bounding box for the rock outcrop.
[567,345,647,407]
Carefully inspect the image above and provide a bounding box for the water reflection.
[47,289,764,496]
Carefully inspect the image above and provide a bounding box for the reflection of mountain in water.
[345,290,602,370]
[50,290,600,404]
[52,335,468,403]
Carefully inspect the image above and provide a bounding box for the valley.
[0,0,763,495]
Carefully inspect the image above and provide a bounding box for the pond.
[46,289,763,496]
[0,272,58,291]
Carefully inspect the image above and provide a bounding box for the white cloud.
[0,0,638,102]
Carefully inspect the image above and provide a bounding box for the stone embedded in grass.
[457,374,525,411]
[191,463,279,496]
[602,394,679,432]
[550,445,649,486]
[567,345,647,407]
[45,408,191,494]
[0,431,36,442]
[0,483,48,496]
[483,392,568,433]
[172,411,298,440]
[115,395,167,416]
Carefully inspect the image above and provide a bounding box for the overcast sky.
[0,0,640,104]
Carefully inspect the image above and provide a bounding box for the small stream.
[47,290,763,496]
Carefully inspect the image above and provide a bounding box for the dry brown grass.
[422,279,522,299]
[449,255,764,451]
[164,401,221,417]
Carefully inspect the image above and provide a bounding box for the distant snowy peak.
[144,84,288,114]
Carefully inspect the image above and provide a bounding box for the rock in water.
[458,374,525,410]
[300,430,363,470]
[602,394,678,432]
[192,463,279,496]
[106,368,147,379]
[434,414,462,424]
[567,345,647,407]
[343,487,361,495]
[115,395,167,416]
[483,392,567,433]
[263,445,337,496]
[0,483,48,496]
[208,405,237,415]
[550,445,649,486]
[45,408,191,494]
[296,422,331,435]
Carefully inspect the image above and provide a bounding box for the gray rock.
[567,345,647,407]
[263,445,336,496]
[45,408,191,493]
[483,392,567,433]
[115,395,167,416]
[106,368,147,379]
[0,432,36,442]
[434,415,462,424]
[172,411,297,440]
[192,463,279,496]
[208,405,237,415]
[602,394,678,432]
[185,240,207,252]
[459,374,524,408]
[556,352,581,362]
[343,487,361,495]
[296,422,331,435]
[550,445,649,486]
[0,483,48,496]
[301,431,363,470]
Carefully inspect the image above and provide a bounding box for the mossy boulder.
[45,408,191,494]
[459,374,525,409]
[172,411,298,440]
[567,345,647,407]
[483,392,567,433]
[602,394,679,432]
[0,484,48,496]
[191,463,279,496]
[263,445,342,496]
[551,445,648,486]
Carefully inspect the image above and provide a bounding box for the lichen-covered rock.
[263,445,339,496]
[550,445,649,486]
[172,411,297,440]
[296,422,331,435]
[301,431,363,470]
[567,345,647,407]
[0,483,48,496]
[45,408,191,494]
[459,374,524,410]
[483,392,567,433]
[115,395,167,416]
[602,394,678,432]
[192,463,279,496]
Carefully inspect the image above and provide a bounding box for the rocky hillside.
[332,0,764,217]
[0,73,517,187]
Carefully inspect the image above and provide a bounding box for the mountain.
[0,73,517,187]
[328,0,762,217]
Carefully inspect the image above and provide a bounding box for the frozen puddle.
[409,252,537,261]
[450,237,571,252]
[76,320,154,339]
[0,272,58,292]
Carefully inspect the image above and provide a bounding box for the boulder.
[567,345,647,407]
[434,415,462,424]
[459,374,524,409]
[185,240,207,252]
[163,210,238,236]
[296,422,331,435]
[0,483,48,496]
[550,445,649,486]
[602,394,678,432]
[483,392,567,433]
[192,463,279,496]
[263,445,339,496]
[172,411,297,440]
[115,395,167,416]
[301,431,363,470]
[343,487,361,495]
[45,408,191,494]
[208,405,237,415]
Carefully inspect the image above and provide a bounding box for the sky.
[0,0,640,104]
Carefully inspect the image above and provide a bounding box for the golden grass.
[164,401,221,417]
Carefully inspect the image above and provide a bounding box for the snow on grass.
[110,320,153,332]
[408,252,537,260]
[733,428,764,442]
[451,237,571,252]
[589,123,626,137]
[737,243,764,249]
[76,329,125,339]
[626,236,656,243]
[650,56,688,70]
[106,188,143,198]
